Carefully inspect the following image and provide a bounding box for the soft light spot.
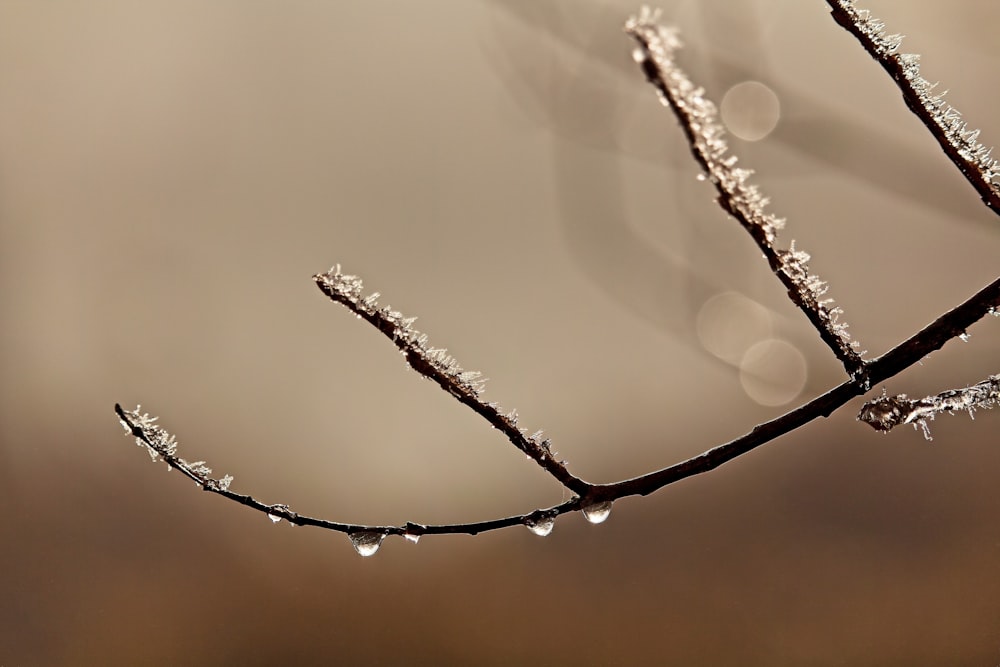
[739,339,807,406]
[720,81,780,142]
[696,292,773,364]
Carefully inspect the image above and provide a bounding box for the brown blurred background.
[2,1,999,664]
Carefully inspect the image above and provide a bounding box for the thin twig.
[858,374,1000,440]
[313,265,591,496]
[625,8,866,377]
[114,404,584,544]
[826,0,1000,218]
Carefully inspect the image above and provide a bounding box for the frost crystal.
[314,265,490,399]
[626,10,864,371]
[313,265,582,489]
[858,375,1000,440]
[115,404,238,491]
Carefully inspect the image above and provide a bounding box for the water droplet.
[525,514,555,537]
[404,532,421,544]
[268,514,282,524]
[350,531,385,557]
[959,332,970,342]
[582,501,613,524]
[696,173,706,181]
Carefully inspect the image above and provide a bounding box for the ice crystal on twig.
[625,9,865,374]
[115,404,233,490]
[858,375,1000,440]
[313,265,590,494]
[315,265,490,397]
[827,0,1000,217]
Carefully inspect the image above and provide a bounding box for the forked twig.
[115,273,1000,549]
[114,9,1000,555]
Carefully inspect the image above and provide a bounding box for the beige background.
[2,1,999,664]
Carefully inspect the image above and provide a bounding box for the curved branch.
[114,275,999,546]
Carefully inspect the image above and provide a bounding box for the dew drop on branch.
[350,531,385,557]
[268,514,282,524]
[525,514,556,537]
[582,501,613,524]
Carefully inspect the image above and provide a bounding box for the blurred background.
[2,1,999,664]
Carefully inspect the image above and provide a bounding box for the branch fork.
[114,5,999,555]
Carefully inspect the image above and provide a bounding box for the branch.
[625,8,866,377]
[113,9,1000,556]
[312,265,591,496]
[114,275,1000,551]
[114,403,588,555]
[858,374,1000,440]
[826,0,1000,218]
[594,276,1000,500]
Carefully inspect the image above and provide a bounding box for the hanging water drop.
[350,531,385,557]
[582,501,613,524]
[268,514,282,524]
[959,332,970,342]
[525,514,556,537]
[696,173,706,181]
[404,532,421,544]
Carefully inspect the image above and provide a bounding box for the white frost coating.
[833,0,1000,192]
[625,9,783,239]
[858,375,1000,440]
[315,265,490,399]
[314,265,570,474]
[626,10,863,366]
[116,405,238,493]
